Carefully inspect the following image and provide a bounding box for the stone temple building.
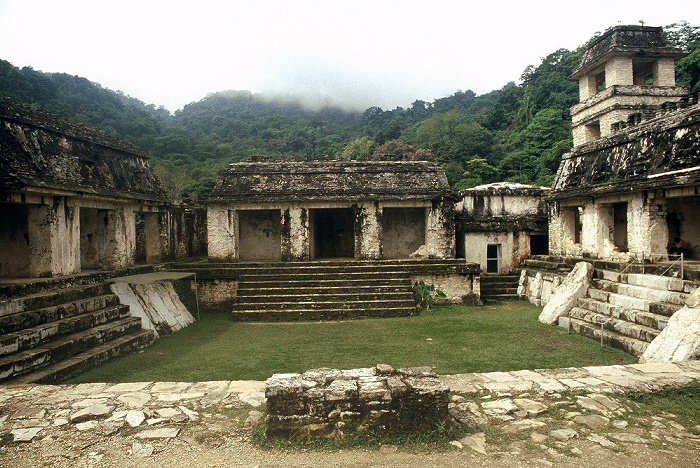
[549,25,700,261]
[207,160,455,261]
[455,182,549,274]
[0,99,205,278]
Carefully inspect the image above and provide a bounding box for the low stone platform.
[265,365,449,439]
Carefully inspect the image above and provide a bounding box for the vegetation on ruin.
[1,22,697,200]
[66,301,636,384]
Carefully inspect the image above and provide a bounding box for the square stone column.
[100,205,134,270]
[628,195,668,259]
[355,202,382,259]
[581,202,615,258]
[207,205,237,260]
[27,197,80,277]
[144,212,163,263]
[426,200,455,259]
[282,206,309,261]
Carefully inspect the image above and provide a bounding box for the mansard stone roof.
[208,160,451,203]
[0,99,167,203]
[550,98,700,201]
[458,182,550,198]
[570,25,686,79]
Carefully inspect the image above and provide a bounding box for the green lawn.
[67,301,637,383]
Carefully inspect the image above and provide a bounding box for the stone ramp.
[0,281,154,384]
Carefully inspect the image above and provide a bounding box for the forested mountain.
[1,22,697,202]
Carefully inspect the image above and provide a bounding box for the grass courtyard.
[67,301,636,383]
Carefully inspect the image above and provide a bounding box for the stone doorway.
[80,208,107,270]
[0,204,30,277]
[486,244,501,274]
[311,208,355,259]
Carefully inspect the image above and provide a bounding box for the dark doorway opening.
[612,202,628,252]
[456,233,466,259]
[312,208,355,258]
[486,244,501,274]
[530,234,549,255]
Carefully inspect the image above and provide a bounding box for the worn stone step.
[592,279,687,305]
[480,295,519,302]
[480,275,519,283]
[586,288,610,302]
[0,316,143,383]
[0,304,131,357]
[480,286,518,294]
[0,294,121,335]
[231,307,418,322]
[239,278,411,289]
[649,302,681,317]
[568,307,660,343]
[625,273,691,293]
[568,318,649,357]
[10,329,155,385]
[235,292,413,304]
[575,298,670,330]
[0,283,113,317]
[236,284,412,296]
[239,271,416,281]
[233,298,417,311]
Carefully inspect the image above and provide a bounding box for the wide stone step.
[236,284,412,296]
[235,292,413,304]
[592,279,687,305]
[10,329,155,385]
[239,271,416,281]
[231,306,418,322]
[0,316,143,383]
[233,298,417,311]
[480,286,518,294]
[568,307,660,343]
[575,298,670,330]
[0,304,131,357]
[568,318,648,357]
[0,294,121,334]
[0,283,113,318]
[239,278,411,289]
[480,275,519,284]
[625,272,694,293]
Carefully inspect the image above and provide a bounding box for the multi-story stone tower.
[569,25,687,146]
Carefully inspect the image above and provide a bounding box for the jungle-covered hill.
[1,22,697,202]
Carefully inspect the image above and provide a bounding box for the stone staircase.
[170,259,476,321]
[564,271,695,357]
[479,274,519,302]
[0,281,154,384]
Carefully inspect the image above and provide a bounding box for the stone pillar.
[654,58,677,86]
[605,56,633,86]
[581,202,615,259]
[355,202,382,259]
[27,197,80,277]
[281,206,309,261]
[100,205,134,270]
[207,205,237,260]
[628,195,668,259]
[144,212,163,263]
[425,200,455,259]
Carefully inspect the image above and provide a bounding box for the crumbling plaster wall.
[463,231,529,274]
[382,207,425,259]
[27,197,80,277]
[355,202,382,260]
[207,205,237,260]
[281,206,310,261]
[425,200,455,259]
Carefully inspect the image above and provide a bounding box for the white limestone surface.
[538,262,593,325]
[111,278,195,338]
[640,287,700,363]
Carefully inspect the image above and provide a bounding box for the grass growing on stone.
[66,300,636,383]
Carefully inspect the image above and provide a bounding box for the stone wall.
[518,270,565,306]
[265,365,449,440]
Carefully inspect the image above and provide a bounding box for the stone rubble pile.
[265,365,449,439]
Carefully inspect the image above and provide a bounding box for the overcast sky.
[0,0,698,112]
